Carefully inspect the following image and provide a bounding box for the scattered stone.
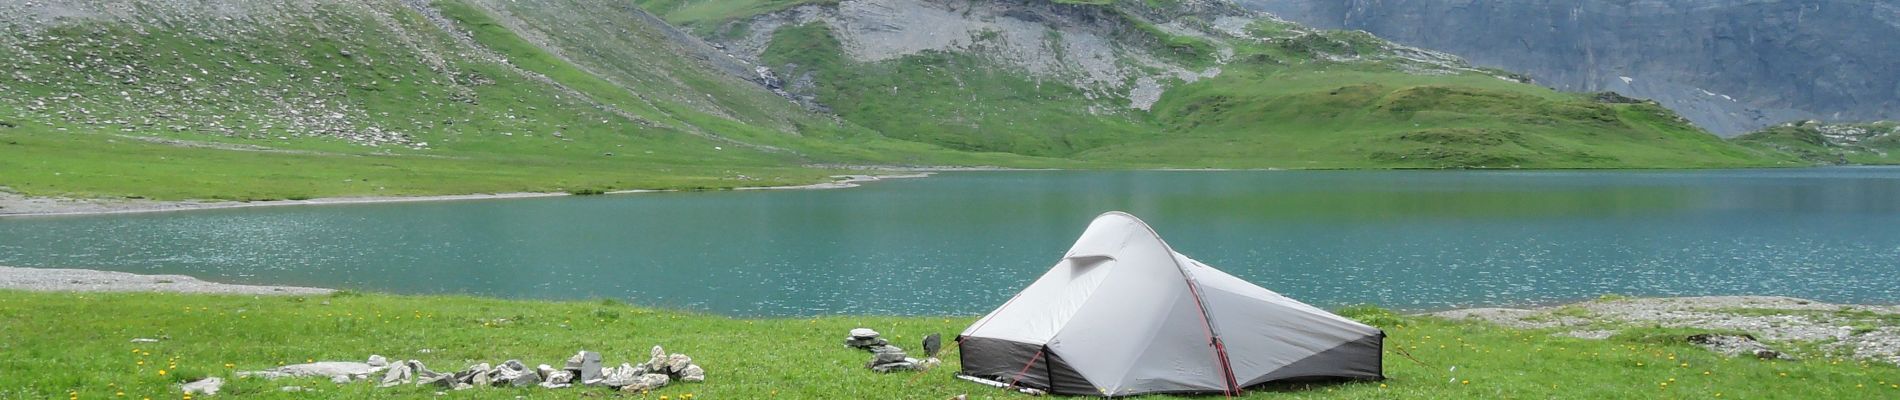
[280,386,305,392]
[180,377,223,395]
[1688,334,1793,360]
[366,355,389,367]
[284,348,703,392]
[130,338,159,343]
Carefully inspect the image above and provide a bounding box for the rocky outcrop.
[1242,0,1900,136]
[1429,296,1900,365]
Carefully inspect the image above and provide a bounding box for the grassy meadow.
[2,291,1895,399]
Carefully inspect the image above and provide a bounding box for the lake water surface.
[3,168,1897,316]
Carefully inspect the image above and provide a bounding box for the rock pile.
[225,346,705,394]
[844,328,941,373]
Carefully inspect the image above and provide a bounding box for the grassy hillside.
[1733,121,1899,165]
[3,290,1896,399]
[0,0,1050,201]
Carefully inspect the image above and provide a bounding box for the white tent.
[957,212,1384,396]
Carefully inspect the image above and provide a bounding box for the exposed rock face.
[716,0,1250,111]
[1242,0,1900,136]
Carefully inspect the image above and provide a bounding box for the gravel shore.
[0,266,332,295]
[1428,296,1900,365]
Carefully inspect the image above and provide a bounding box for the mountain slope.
[1242,0,1900,136]
[679,0,1788,168]
[0,0,1048,200]
[0,0,1798,201]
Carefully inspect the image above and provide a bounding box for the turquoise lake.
[2,168,1897,316]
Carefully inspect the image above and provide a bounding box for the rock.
[366,355,389,367]
[869,345,909,365]
[240,361,381,380]
[918,357,942,371]
[600,363,638,388]
[330,375,352,384]
[280,386,305,392]
[662,354,693,374]
[378,361,413,388]
[495,360,538,387]
[572,351,604,384]
[618,373,671,392]
[846,328,889,348]
[130,338,159,343]
[461,363,493,387]
[845,337,889,349]
[871,361,919,373]
[1688,334,1794,360]
[181,377,223,395]
[542,369,575,387]
[677,364,706,382]
[417,372,455,388]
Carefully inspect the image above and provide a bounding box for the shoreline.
[6,165,1892,218]
[0,266,332,295]
[0,173,931,218]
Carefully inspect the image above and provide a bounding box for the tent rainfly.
[957,212,1384,396]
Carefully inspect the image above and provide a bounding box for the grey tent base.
[959,334,1386,397]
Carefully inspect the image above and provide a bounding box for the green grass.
[2,291,1896,399]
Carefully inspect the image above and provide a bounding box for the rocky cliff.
[1242,0,1900,136]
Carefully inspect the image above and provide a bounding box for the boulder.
[677,364,706,382]
[850,328,880,339]
[461,363,494,387]
[662,354,694,374]
[567,351,604,384]
[181,377,223,395]
[618,373,671,392]
[542,369,575,388]
[600,363,638,388]
[495,360,539,387]
[366,355,389,367]
[377,362,413,388]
